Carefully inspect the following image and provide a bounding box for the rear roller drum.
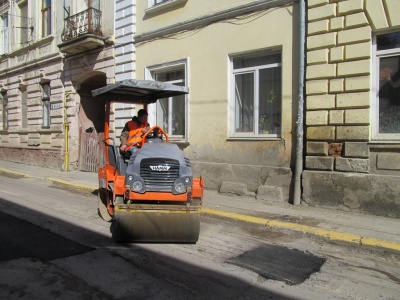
[112,210,200,243]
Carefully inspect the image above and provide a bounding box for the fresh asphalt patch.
[226,244,326,285]
[0,211,94,262]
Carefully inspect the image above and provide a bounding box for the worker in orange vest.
[120,109,150,154]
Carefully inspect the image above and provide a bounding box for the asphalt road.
[0,172,399,299]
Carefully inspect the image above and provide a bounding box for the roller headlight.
[132,181,143,192]
[174,182,186,194]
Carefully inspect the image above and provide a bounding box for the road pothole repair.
[226,244,326,285]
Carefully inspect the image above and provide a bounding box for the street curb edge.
[2,166,400,253]
[201,207,400,253]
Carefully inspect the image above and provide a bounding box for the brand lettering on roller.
[150,165,171,171]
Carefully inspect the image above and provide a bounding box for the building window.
[374,32,400,140]
[19,1,29,47]
[230,51,282,137]
[155,0,170,4]
[146,0,187,14]
[1,14,9,55]
[41,0,51,37]
[1,92,8,130]
[88,0,100,9]
[147,62,187,139]
[42,83,51,128]
[149,0,172,6]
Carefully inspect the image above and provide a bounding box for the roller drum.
[112,209,200,243]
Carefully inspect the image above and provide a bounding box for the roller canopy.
[91,79,189,104]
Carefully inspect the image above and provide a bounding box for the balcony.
[58,8,106,55]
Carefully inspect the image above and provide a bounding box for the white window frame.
[19,1,29,48]
[145,59,188,141]
[372,33,400,141]
[145,0,187,15]
[229,51,282,139]
[0,14,9,55]
[41,0,51,37]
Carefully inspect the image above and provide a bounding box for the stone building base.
[0,147,64,171]
[302,170,400,218]
[192,161,292,203]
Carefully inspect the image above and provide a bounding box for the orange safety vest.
[125,120,149,150]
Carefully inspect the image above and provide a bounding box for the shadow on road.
[0,196,297,300]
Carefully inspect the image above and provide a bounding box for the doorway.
[78,74,106,172]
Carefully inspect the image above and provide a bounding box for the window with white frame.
[147,63,187,138]
[0,14,9,55]
[155,0,170,4]
[1,92,8,130]
[374,32,400,139]
[146,0,187,13]
[149,0,172,7]
[74,0,100,13]
[89,0,100,9]
[41,0,51,37]
[19,1,29,47]
[230,51,282,137]
[42,83,51,128]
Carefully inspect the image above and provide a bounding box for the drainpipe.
[64,92,77,172]
[293,0,306,205]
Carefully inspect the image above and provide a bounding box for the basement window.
[42,83,51,128]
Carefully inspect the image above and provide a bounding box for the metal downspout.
[293,0,305,205]
[64,94,69,172]
[64,92,77,172]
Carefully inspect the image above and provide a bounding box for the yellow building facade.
[134,0,299,202]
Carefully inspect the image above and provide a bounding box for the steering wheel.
[146,127,160,139]
[141,126,169,144]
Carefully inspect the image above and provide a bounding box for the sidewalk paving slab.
[1,160,399,253]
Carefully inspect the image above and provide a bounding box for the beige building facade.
[0,0,115,170]
[304,0,400,217]
[0,0,65,168]
[134,0,299,202]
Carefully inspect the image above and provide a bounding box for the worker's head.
[137,109,148,123]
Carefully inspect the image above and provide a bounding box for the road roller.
[92,80,204,243]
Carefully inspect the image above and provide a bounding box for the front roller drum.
[112,210,200,243]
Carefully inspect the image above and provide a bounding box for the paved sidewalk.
[0,159,399,253]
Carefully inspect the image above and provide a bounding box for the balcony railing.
[61,8,102,42]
